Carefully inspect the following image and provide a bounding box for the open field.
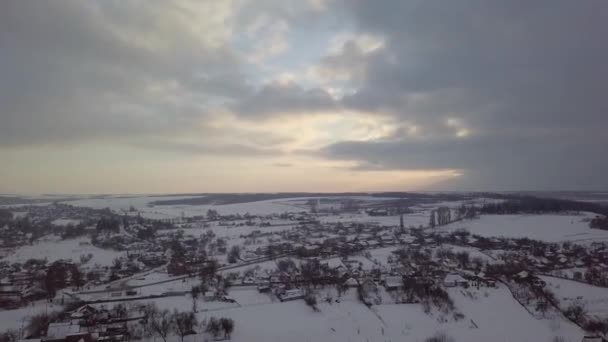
[439,213,608,243]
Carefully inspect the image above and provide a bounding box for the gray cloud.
[233,81,338,117]
[2,0,608,190]
[319,135,608,190]
[0,0,248,147]
[309,0,608,189]
[134,141,284,157]
[341,0,608,129]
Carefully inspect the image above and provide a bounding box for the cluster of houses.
[35,304,138,342]
[0,261,53,308]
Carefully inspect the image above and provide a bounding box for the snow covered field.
[51,218,82,226]
[63,195,312,219]
[62,195,406,219]
[439,213,607,243]
[0,300,63,332]
[541,275,608,320]
[319,212,424,227]
[2,236,124,266]
[189,284,582,342]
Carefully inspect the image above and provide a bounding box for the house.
[241,251,258,261]
[443,274,469,287]
[0,285,22,302]
[360,278,378,292]
[257,279,271,293]
[22,285,48,301]
[384,276,403,290]
[515,270,529,280]
[344,277,359,287]
[379,234,394,244]
[202,291,216,300]
[10,272,33,286]
[368,209,388,216]
[70,304,98,319]
[241,276,256,285]
[44,322,88,342]
[278,288,304,302]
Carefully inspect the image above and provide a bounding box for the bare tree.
[143,304,172,342]
[26,312,58,338]
[425,333,455,342]
[227,245,241,264]
[0,329,18,342]
[220,317,234,339]
[172,310,197,341]
[206,317,221,338]
[304,294,318,311]
[564,303,587,324]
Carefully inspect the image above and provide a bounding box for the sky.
[1,0,607,194]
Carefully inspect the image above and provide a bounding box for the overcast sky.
[1,0,607,194]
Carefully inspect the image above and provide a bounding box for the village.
[1,193,608,342]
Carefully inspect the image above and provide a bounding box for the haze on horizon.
[1,0,607,194]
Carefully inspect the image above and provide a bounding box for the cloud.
[232,80,338,117]
[135,140,285,157]
[317,133,608,190]
[340,0,608,130]
[2,0,608,191]
[305,0,608,189]
[245,18,290,64]
[0,0,247,147]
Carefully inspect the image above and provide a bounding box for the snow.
[442,244,497,263]
[344,256,376,271]
[0,300,63,332]
[51,218,82,226]
[188,284,582,342]
[2,236,123,266]
[229,287,275,306]
[439,213,608,243]
[220,260,278,276]
[63,195,332,218]
[541,275,608,320]
[172,223,294,240]
[368,246,399,264]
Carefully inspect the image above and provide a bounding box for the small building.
[257,280,271,293]
[443,274,469,288]
[368,209,388,216]
[344,277,359,287]
[384,276,403,290]
[44,322,83,342]
[278,288,304,302]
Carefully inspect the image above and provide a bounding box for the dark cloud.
[341,0,608,129]
[309,0,608,189]
[319,135,608,190]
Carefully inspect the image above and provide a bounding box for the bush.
[584,319,608,335]
[564,303,587,324]
[425,333,455,342]
[0,330,17,342]
[304,294,318,310]
[26,312,59,338]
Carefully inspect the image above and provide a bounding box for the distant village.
[1,194,608,342]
